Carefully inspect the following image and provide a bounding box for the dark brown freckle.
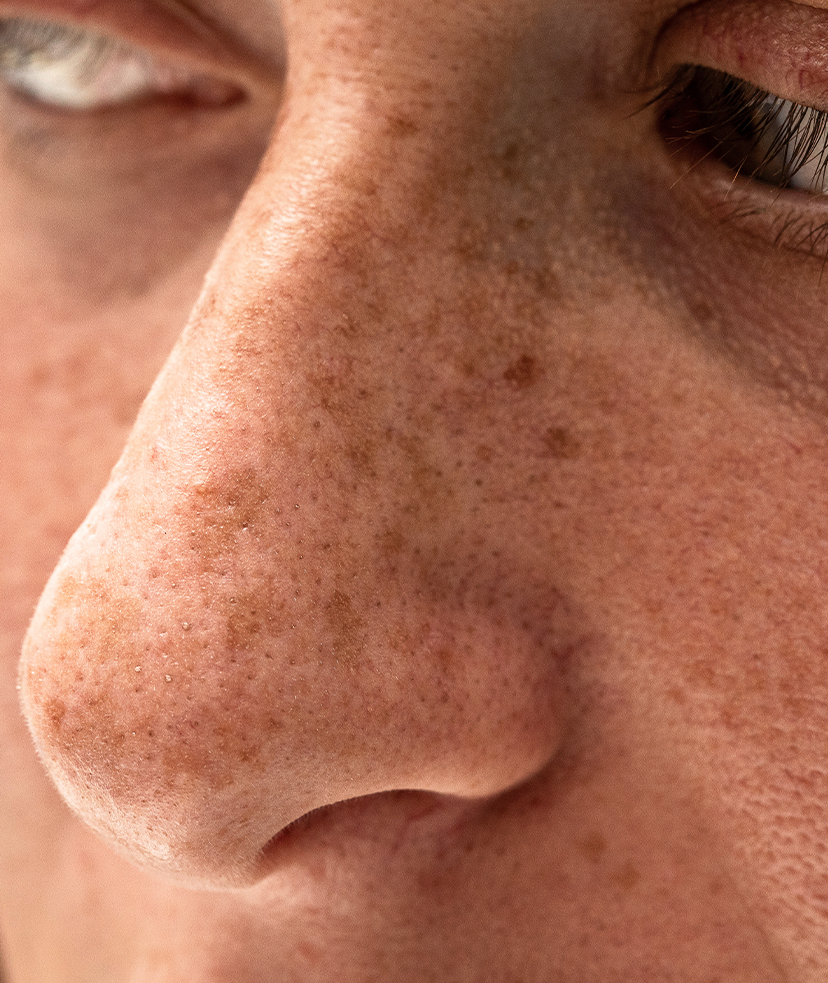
[497,141,523,185]
[542,426,581,460]
[386,114,420,138]
[503,354,539,389]
[612,862,641,890]
[380,527,406,558]
[579,831,607,863]
[687,295,716,328]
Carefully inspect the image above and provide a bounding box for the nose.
[18,15,575,887]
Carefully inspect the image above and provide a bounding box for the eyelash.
[655,64,828,195]
[1,18,111,73]
[0,17,239,109]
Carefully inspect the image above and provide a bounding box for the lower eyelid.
[654,0,828,112]
[658,118,828,260]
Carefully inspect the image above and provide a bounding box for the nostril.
[254,790,480,883]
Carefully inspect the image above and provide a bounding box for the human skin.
[4,0,828,978]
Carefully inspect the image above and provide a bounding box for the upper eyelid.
[654,0,828,112]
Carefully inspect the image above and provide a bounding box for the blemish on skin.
[685,658,717,688]
[44,696,67,732]
[542,426,581,460]
[497,141,522,185]
[686,295,717,330]
[380,527,406,558]
[503,354,539,389]
[189,467,271,562]
[346,439,377,477]
[613,862,641,891]
[385,114,420,138]
[579,831,607,863]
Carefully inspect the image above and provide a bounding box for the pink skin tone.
[3,0,828,979]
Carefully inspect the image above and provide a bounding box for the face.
[3,0,828,978]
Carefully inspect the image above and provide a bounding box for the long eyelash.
[0,19,118,85]
[654,65,828,191]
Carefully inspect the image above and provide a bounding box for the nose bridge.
[19,29,575,887]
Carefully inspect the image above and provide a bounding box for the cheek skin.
[17,133,582,884]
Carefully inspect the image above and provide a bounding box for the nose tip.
[18,416,572,885]
[19,428,572,886]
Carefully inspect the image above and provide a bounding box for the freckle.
[579,832,607,863]
[542,426,581,460]
[44,697,67,733]
[503,354,539,389]
[613,862,641,890]
[386,114,420,137]
[687,295,716,328]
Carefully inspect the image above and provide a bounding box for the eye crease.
[657,65,828,195]
[0,17,241,109]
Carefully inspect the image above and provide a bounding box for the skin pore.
[4,0,828,979]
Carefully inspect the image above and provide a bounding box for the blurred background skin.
[3,0,828,979]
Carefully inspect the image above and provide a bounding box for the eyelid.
[655,0,828,111]
[0,0,283,96]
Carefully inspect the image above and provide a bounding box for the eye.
[658,65,828,195]
[0,17,241,110]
